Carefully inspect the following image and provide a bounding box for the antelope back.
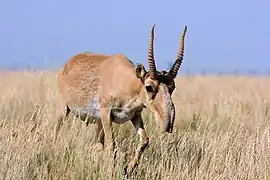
[58,53,143,109]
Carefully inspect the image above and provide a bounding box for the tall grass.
[0,71,269,180]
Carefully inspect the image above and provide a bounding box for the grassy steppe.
[0,71,269,180]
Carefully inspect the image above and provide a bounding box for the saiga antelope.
[54,24,187,176]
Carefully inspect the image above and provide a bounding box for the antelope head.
[135,24,187,134]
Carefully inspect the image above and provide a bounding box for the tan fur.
[58,53,109,107]
[54,24,188,177]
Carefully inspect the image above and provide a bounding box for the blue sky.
[0,0,269,74]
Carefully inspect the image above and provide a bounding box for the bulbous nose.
[166,125,172,133]
[159,103,175,133]
[159,121,169,133]
[153,85,176,134]
[159,121,172,133]
[168,103,175,133]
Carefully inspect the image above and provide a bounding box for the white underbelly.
[70,98,136,124]
[70,98,101,122]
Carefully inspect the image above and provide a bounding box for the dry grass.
[0,71,269,180]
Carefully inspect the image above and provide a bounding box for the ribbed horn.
[148,24,157,80]
[168,25,187,79]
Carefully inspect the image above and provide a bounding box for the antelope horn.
[148,24,158,80]
[168,25,187,79]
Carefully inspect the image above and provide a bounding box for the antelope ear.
[135,63,146,79]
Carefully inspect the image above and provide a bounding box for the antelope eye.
[145,85,153,92]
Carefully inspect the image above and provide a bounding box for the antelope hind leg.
[100,107,117,180]
[53,105,70,143]
[92,121,105,151]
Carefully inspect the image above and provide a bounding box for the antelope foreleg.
[126,112,149,175]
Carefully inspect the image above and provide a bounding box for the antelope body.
[54,24,187,176]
